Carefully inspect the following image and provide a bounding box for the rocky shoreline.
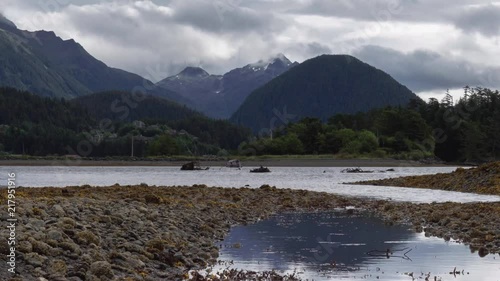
[1,184,499,280]
[353,161,500,196]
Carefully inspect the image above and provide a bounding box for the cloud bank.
[2,0,499,98]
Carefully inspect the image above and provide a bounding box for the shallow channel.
[211,211,500,281]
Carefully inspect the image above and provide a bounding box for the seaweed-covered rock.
[76,231,100,246]
[352,161,500,195]
[24,252,48,267]
[88,261,113,278]
[2,184,498,281]
[47,259,67,276]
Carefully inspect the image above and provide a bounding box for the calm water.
[213,212,500,281]
[1,166,499,203]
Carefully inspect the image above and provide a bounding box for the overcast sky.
[2,0,500,100]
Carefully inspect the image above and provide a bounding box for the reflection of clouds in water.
[0,166,499,203]
[216,213,413,279]
[380,234,500,281]
[215,214,500,281]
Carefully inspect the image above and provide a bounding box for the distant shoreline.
[0,158,453,167]
[351,161,500,196]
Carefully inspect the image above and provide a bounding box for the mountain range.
[0,16,182,101]
[1,15,421,131]
[230,55,421,132]
[156,54,298,118]
[0,17,297,118]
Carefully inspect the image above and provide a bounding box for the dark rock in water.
[181,161,209,171]
[181,162,196,170]
[341,167,373,173]
[478,247,489,257]
[250,166,271,173]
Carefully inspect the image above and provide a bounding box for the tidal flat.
[0,184,498,280]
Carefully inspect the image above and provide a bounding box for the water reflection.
[215,212,500,280]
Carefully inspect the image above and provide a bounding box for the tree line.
[239,86,500,163]
[1,86,498,162]
[0,88,249,157]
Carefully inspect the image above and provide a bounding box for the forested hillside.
[0,87,94,155]
[231,55,420,132]
[72,92,251,151]
[0,88,250,156]
[417,87,500,162]
[240,87,500,163]
[239,106,434,159]
[1,84,498,163]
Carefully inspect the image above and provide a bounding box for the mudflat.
[1,184,498,280]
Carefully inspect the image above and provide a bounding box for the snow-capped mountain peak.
[156,54,297,118]
[248,53,293,71]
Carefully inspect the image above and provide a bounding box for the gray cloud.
[305,42,332,56]
[283,42,332,60]
[291,0,410,21]
[453,4,500,36]
[291,0,500,36]
[3,0,293,78]
[2,0,499,96]
[291,0,488,22]
[354,45,500,92]
[171,0,285,34]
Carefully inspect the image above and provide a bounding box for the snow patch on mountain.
[248,53,292,71]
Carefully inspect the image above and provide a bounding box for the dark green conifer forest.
[1,86,498,163]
